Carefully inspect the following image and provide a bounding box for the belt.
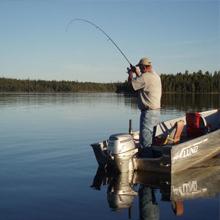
[141,107,149,112]
[141,107,160,112]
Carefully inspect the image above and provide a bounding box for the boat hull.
[171,129,220,173]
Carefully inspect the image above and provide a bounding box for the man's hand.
[130,64,137,73]
[127,65,140,76]
[127,65,137,74]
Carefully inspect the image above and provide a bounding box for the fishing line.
[66,18,132,66]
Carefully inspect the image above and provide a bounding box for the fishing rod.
[66,18,133,67]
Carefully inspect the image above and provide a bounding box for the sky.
[0,0,219,82]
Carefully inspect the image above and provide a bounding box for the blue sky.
[0,0,219,82]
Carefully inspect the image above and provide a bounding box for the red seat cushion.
[186,112,206,138]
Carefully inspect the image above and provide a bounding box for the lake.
[0,93,219,220]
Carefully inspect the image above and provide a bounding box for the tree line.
[161,70,220,94]
[0,78,119,93]
[0,70,219,93]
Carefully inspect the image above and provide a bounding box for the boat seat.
[186,112,208,138]
[153,120,185,146]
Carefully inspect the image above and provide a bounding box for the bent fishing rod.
[66,18,134,68]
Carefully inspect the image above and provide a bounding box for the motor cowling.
[108,133,136,155]
[107,133,138,173]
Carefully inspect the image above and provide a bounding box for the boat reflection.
[90,156,220,218]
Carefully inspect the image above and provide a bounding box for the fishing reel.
[127,65,137,74]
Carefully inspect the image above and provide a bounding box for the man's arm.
[128,70,134,82]
[126,66,145,91]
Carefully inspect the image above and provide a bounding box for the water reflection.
[91,156,220,219]
[123,93,220,112]
[0,93,126,108]
[161,94,220,112]
[1,93,219,111]
[139,186,160,220]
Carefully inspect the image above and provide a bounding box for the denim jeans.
[139,109,160,156]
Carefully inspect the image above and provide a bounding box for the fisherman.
[128,57,162,157]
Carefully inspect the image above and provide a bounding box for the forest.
[160,70,220,94]
[0,70,220,94]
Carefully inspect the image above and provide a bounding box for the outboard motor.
[108,133,138,172]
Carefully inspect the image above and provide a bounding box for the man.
[128,57,162,157]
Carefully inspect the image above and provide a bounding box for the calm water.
[0,93,219,220]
